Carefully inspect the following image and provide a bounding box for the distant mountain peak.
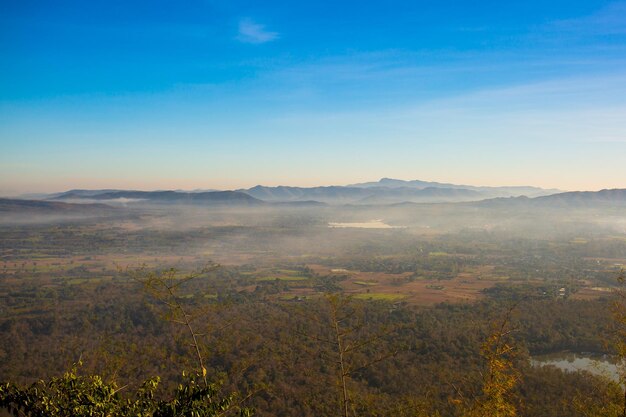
[347,178,560,198]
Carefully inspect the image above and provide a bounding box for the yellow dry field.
[307,264,498,306]
[0,253,202,275]
[570,287,613,300]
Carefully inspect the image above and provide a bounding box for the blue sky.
[1,0,625,194]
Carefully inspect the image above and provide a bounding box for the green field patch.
[353,292,407,301]
[275,269,300,275]
[28,255,60,261]
[35,265,68,272]
[179,294,195,299]
[63,276,109,285]
[256,276,309,282]
[204,293,218,299]
[570,238,588,244]
[480,276,510,281]
[426,284,444,290]
[353,281,378,286]
[66,278,89,285]
[428,252,450,257]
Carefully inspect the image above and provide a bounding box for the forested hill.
[474,188,626,209]
[0,198,115,213]
[534,188,626,205]
[240,185,482,204]
[53,190,264,205]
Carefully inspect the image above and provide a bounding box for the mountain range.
[349,178,560,197]
[238,185,485,204]
[239,178,560,204]
[5,178,623,208]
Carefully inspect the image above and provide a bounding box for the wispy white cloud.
[547,1,626,36]
[260,71,626,144]
[237,18,278,44]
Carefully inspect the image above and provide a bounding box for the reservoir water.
[531,352,620,382]
[328,220,397,229]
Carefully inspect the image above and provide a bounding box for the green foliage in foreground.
[0,363,252,417]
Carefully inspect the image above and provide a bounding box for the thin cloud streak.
[236,18,278,44]
[549,1,626,36]
[260,72,626,147]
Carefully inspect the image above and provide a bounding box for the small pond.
[531,352,620,382]
[328,220,398,229]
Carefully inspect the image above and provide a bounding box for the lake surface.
[531,352,621,382]
[328,220,398,229]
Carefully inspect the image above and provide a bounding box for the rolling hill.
[52,190,263,205]
[0,198,115,213]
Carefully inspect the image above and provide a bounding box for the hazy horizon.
[3,175,622,199]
